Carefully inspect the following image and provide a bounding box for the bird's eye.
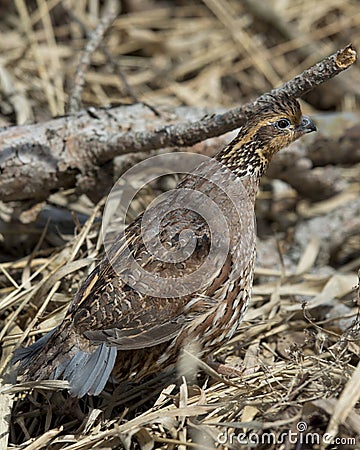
[276,118,291,129]
[301,117,311,127]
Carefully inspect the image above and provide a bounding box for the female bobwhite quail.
[13,93,316,397]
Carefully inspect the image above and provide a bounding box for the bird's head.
[253,92,316,158]
[219,92,316,178]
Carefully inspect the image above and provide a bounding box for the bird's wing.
[67,207,210,350]
[69,260,190,350]
[65,171,230,351]
[84,316,186,350]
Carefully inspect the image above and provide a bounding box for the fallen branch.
[0,45,357,203]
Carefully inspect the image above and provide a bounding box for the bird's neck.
[216,132,271,183]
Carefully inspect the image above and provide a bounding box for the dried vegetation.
[0,0,360,449]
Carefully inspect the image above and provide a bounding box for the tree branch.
[0,45,357,203]
[96,45,357,160]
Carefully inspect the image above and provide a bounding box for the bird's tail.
[12,327,117,398]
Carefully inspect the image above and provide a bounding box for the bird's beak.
[298,116,317,133]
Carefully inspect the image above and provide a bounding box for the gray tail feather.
[13,330,117,398]
[50,344,118,397]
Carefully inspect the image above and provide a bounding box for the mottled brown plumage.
[13,93,316,397]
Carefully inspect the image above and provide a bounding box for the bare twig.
[0,45,357,203]
[68,4,119,113]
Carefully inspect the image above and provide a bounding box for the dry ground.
[1,1,360,449]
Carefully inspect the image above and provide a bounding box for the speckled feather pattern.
[13,92,316,397]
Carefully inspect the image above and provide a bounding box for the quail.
[13,93,316,397]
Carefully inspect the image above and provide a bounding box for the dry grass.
[1,1,360,449]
